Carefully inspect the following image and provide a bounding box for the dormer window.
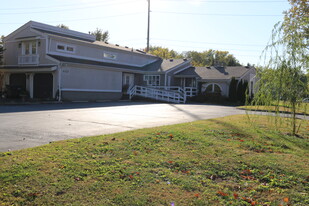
[57,43,75,53]
[19,40,39,64]
[22,41,37,55]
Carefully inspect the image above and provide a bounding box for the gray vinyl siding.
[241,69,256,82]
[3,41,20,65]
[48,36,156,67]
[5,26,39,41]
[4,36,57,65]
[60,66,122,92]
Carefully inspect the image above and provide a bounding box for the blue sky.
[1,0,290,66]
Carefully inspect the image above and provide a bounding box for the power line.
[153,11,283,17]
[0,0,136,10]
[0,0,287,11]
[0,13,145,25]
[0,0,140,15]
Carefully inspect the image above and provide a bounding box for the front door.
[122,73,134,92]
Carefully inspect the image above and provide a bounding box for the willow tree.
[253,0,308,135]
[0,35,4,65]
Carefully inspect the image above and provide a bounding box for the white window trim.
[144,75,160,86]
[203,83,222,93]
[103,52,117,60]
[22,41,38,55]
[56,43,76,54]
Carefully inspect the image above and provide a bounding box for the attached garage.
[8,73,27,98]
[33,73,53,99]
[9,73,26,89]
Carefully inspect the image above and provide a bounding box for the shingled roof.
[175,66,253,80]
[48,54,145,71]
[145,59,189,72]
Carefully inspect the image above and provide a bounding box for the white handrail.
[18,54,39,65]
[184,87,197,97]
[129,85,186,103]
[151,86,197,98]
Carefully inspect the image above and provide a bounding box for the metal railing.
[18,55,39,65]
[129,85,186,103]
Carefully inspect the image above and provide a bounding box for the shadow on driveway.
[0,101,159,114]
[168,104,203,120]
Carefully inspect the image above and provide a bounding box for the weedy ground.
[0,115,308,206]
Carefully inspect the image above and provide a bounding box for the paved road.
[0,101,247,152]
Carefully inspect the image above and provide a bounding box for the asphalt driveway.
[0,101,246,152]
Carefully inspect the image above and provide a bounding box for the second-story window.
[31,41,37,54]
[103,52,117,60]
[57,45,65,51]
[67,46,74,52]
[22,41,37,55]
[57,43,75,53]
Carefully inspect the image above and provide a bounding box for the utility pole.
[146,0,150,52]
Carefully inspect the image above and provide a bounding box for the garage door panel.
[33,73,53,99]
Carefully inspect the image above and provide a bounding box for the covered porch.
[172,76,198,97]
[0,66,58,100]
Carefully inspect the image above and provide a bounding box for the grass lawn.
[0,115,308,206]
[239,102,308,115]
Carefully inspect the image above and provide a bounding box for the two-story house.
[0,21,256,103]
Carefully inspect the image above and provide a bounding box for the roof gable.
[145,59,190,72]
[30,21,96,42]
[5,21,96,42]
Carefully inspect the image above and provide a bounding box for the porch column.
[4,73,10,85]
[52,72,56,99]
[29,73,34,98]
[25,73,30,92]
[0,73,4,90]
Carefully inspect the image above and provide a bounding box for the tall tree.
[90,28,109,42]
[253,0,308,135]
[229,77,238,102]
[148,46,184,59]
[184,50,241,67]
[56,24,69,29]
[282,0,308,68]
